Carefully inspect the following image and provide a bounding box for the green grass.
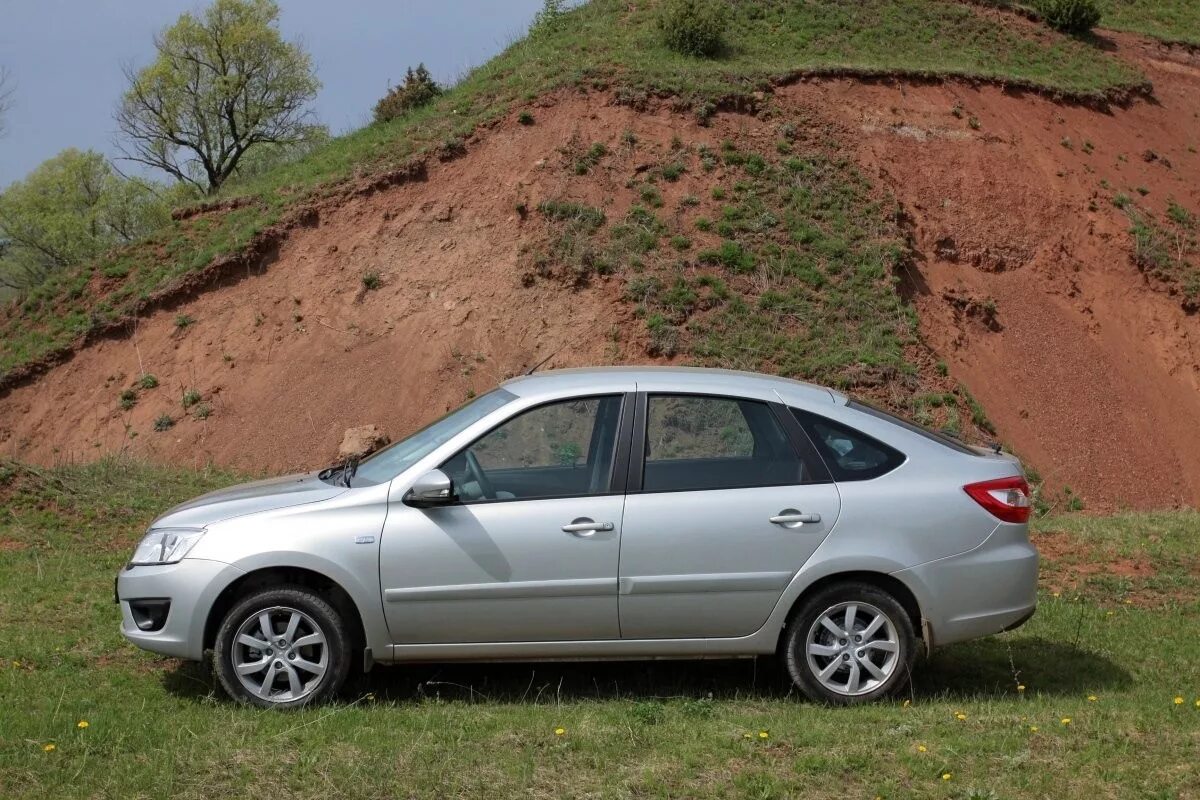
[0,0,1147,381]
[1096,0,1200,45]
[1,459,1198,797]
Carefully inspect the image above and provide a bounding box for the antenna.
[525,350,557,375]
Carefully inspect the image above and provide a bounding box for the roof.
[501,366,841,405]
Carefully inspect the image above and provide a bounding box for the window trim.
[438,392,631,506]
[627,391,831,494]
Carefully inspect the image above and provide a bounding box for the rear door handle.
[562,518,614,536]
[769,511,821,525]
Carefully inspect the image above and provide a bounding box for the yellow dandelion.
[941,773,952,781]
[1017,684,1026,692]
[1087,695,1097,702]
[1105,611,1114,617]
[1061,717,1071,725]
[758,730,769,739]
[1030,726,1039,732]
[955,712,967,721]
[917,744,928,753]
[902,699,911,708]
[1174,696,1184,705]
[1122,598,1132,604]
[1052,591,1060,598]
[554,727,565,736]
[42,743,55,753]
[76,720,89,729]
[1194,699,1199,708]
[743,732,753,739]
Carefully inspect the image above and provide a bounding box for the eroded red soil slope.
[1,35,1197,508]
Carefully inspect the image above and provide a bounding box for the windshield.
[350,389,516,485]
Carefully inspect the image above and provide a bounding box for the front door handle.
[562,518,614,536]
[769,510,821,525]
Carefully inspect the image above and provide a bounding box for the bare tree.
[115,0,319,194]
[0,66,13,137]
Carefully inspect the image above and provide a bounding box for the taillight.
[963,476,1032,523]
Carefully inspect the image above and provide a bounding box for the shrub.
[193,402,212,420]
[373,64,441,123]
[362,271,381,291]
[657,0,728,57]
[138,374,159,390]
[517,111,535,126]
[181,389,202,409]
[538,200,605,232]
[119,389,138,411]
[173,314,195,329]
[1034,0,1101,34]
[153,414,175,432]
[530,0,567,37]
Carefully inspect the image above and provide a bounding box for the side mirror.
[403,469,456,508]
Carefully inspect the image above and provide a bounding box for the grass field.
[1,458,1197,798]
[1097,0,1200,45]
[0,0,1148,381]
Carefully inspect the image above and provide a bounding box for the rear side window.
[792,409,905,482]
[643,395,811,492]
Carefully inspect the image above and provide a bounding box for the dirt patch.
[807,32,1200,510]
[0,95,676,473]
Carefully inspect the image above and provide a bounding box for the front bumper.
[895,523,1039,648]
[116,558,244,660]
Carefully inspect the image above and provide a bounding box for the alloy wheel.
[230,605,328,703]
[804,601,900,697]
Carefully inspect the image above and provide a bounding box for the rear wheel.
[214,586,351,708]
[782,582,916,705]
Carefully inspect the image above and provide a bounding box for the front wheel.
[782,582,916,705]
[213,586,351,708]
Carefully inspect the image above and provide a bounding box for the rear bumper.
[896,523,1038,648]
[116,558,243,660]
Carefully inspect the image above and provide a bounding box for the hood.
[150,471,348,529]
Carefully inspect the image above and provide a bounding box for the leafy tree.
[0,149,168,291]
[115,0,320,195]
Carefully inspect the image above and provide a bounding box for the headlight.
[129,528,206,566]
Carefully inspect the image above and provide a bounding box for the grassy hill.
[0,0,1151,384]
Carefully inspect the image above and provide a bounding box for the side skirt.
[381,633,780,664]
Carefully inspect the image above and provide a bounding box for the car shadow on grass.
[163,635,1131,706]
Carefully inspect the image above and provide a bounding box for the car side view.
[116,367,1038,707]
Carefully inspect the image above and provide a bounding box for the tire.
[781,581,916,705]
[213,585,351,709]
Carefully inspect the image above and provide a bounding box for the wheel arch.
[775,570,924,653]
[203,566,368,663]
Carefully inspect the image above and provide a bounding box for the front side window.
[642,395,807,492]
[442,395,623,502]
[792,409,905,481]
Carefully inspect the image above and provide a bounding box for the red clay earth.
[1,33,1197,510]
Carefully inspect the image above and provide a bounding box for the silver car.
[116,367,1037,707]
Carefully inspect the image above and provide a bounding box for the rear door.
[617,393,841,639]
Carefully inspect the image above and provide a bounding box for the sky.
[0,0,550,188]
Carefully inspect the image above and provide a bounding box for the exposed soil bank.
[1,34,1197,508]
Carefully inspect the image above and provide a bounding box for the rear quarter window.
[791,408,905,482]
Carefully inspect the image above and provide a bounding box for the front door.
[380,394,628,643]
[618,393,842,639]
